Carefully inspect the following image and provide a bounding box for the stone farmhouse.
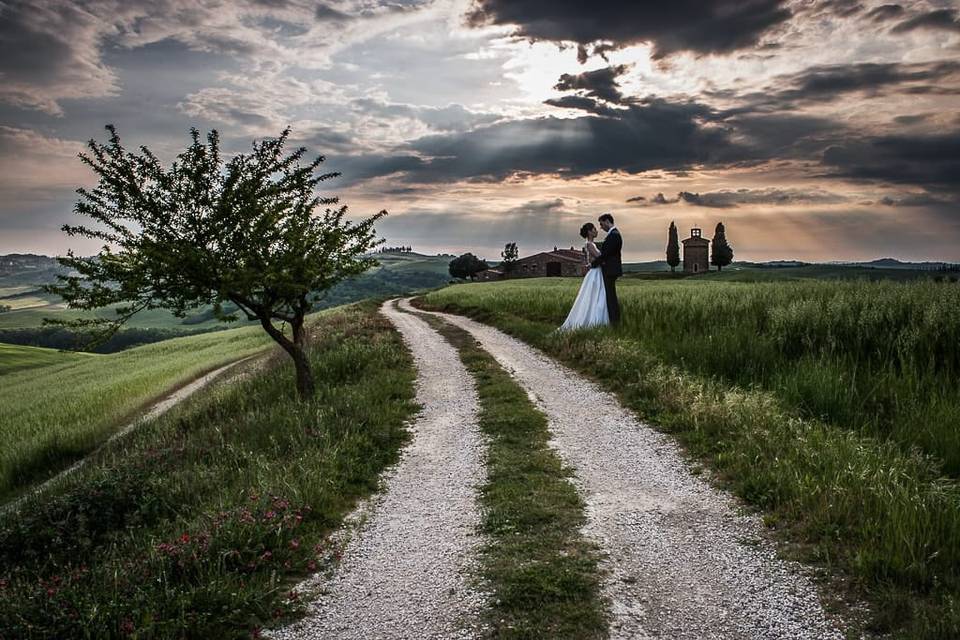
[475,247,588,281]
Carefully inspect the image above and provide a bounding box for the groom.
[591,212,622,325]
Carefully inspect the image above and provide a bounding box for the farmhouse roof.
[516,249,583,264]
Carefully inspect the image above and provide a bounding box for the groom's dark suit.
[591,227,622,324]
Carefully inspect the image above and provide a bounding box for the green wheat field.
[421,275,960,638]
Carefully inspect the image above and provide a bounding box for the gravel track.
[405,299,845,640]
[269,300,487,640]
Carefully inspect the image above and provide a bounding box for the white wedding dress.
[559,241,609,331]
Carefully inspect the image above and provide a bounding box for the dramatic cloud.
[387,97,748,182]
[866,4,905,21]
[715,61,960,110]
[2,0,959,260]
[465,0,793,58]
[821,131,960,194]
[878,192,955,207]
[892,8,960,33]
[626,188,848,208]
[0,0,435,115]
[0,2,119,114]
[553,65,629,104]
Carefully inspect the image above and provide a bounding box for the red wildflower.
[180,533,191,544]
[289,538,300,550]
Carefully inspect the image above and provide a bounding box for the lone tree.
[448,253,488,280]
[666,221,680,272]
[711,221,734,271]
[43,125,386,400]
[501,242,519,273]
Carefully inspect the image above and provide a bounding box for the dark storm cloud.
[335,93,856,186]
[865,4,904,21]
[893,113,932,125]
[465,0,792,59]
[717,61,960,111]
[389,97,749,182]
[553,65,629,104]
[892,8,960,33]
[541,96,620,117]
[878,192,955,207]
[821,0,864,18]
[821,131,960,193]
[626,188,848,208]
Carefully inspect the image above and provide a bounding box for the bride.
[559,223,609,331]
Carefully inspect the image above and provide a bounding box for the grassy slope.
[0,343,93,375]
[418,278,960,640]
[0,321,275,502]
[417,312,607,638]
[0,301,417,638]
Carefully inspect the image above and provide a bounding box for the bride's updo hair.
[579,222,595,238]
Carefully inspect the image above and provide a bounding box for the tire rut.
[269,300,487,640]
[407,299,844,640]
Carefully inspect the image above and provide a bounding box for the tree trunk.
[259,314,315,400]
[290,316,315,399]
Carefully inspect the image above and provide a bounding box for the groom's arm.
[591,233,620,267]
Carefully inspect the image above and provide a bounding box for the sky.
[1,0,959,262]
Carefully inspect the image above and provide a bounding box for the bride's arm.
[585,241,601,259]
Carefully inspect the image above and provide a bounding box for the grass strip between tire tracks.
[409,306,609,639]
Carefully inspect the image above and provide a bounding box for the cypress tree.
[711,221,734,271]
[666,221,680,272]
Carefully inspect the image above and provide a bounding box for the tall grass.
[0,323,274,502]
[426,278,960,475]
[419,277,960,639]
[0,302,417,638]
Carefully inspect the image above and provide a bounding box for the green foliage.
[423,316,607,638]
[448,252,489,280]
[0,303,417,638]
[501,242,519,273]
[666,221,680,272]
[420,277,960,639]
[43,125,386,398]
[710,222,733,271]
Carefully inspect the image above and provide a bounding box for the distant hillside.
[0,251,453,351]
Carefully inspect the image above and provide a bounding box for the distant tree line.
[378,246,413,253]
[0,326,224,353]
